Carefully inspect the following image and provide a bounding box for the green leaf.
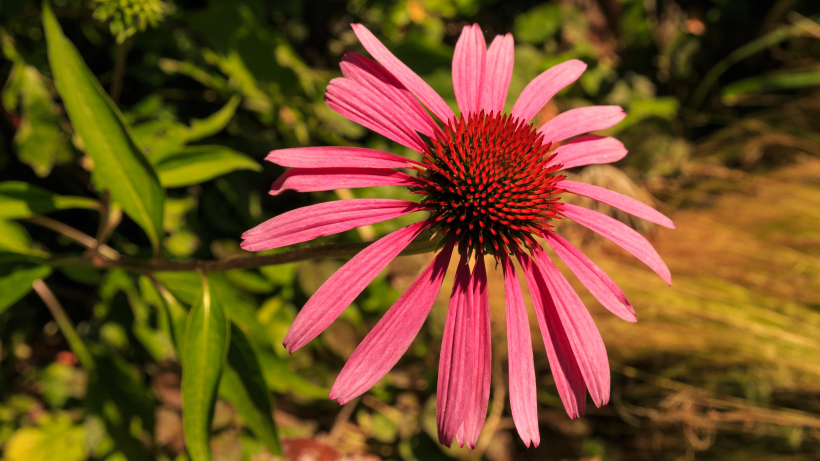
[0,220,47,256]
[219,324,281,455]
[689,14,820,109]
[185,95,241,143]
[0,36,74,177]
[85,353,153,461]
[42,4,164,253]
[154,271,202,305]
[0,264,51,315]
[155,145,261,188]
[258,350,328,399]
[133,96,240,162]
[0,181,99,219]
[182,276,230,461]
[4,414,86,461]
[721,70,820,105]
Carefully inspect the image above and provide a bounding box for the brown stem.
[91,196,122,257]
[32,280,95,370]
[110,38,132,104]
[25,215,120,260]
[94,236,439,272]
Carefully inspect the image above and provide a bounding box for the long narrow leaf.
[181,276,229,461]
[42,5,165,253]
[154,145,261,188]
[0,182,99,219]
[219,324,281,455]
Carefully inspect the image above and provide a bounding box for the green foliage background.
[1,0,820,460]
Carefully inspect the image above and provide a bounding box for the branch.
[25,215,120,260]
[32,279,95,370]
[103,236,440,272]
[47,233,444,273]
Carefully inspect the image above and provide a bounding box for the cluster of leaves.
[0,0,819,460]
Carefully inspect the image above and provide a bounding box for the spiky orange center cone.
[413,111,566,257]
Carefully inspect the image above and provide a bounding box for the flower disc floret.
[414,111,566,257]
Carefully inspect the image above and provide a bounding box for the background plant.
[0,1,819,460]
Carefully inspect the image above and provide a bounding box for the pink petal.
[544,231,636,322]
[330,239,456,404]
[559,203,672,285]
[453,24,486,116]
[500,252,540,447]
[325,77,426,152]
[510,60,587,123]
[456,423,466,448]
[269,168,424,196]
[240,199,425,251]
[549,135,628,170]
[516,249,586,419]
[481,34,514,114]
[533,247,611,407]
[559,180,675,229]
[283,220,431,353]
[437,252,475,446]
[341,53,441,139]
[538,106,626,144]
[266,146,422,169]
[351,23,455,123]
[462,256,491,449]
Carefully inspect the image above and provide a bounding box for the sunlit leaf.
[185,95,241,142]
[155,145,261,188]
[4,414,86,461]
[0,264,51,315]
[0,181,99,219]
[182,276,230,461]
[5,63,74,177]
[219,324,281,455]
[133,96,240,161]
[0,220,47,256]
[42,4,165,253]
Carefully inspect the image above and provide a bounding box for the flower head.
[242,23,675,448]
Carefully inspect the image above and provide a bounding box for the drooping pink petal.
[351,23,455,123]
[516,249,586,419]
[325,77,426,151]
[559,180,675,229]
[538,106,626,144]
[267,146,422,169]
[269,168,424,196]
[341,53,441,139]
[481,34,514,114]
[559,203,672,285]
[549,135,628,170]
[544,231,637,323]
[283,220,431,353]
[241,199,426,251]
[500,252,540,447]
[462,256,491,448]
[533,247,610,407]
[330,239,456,404]
[455,424,466,448]
[510,59,587,124]
[453,24,486,116]
[437,252,475,446]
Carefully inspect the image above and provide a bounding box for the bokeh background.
[1,0,820,460]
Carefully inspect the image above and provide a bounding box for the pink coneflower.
[242,24,675,448]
